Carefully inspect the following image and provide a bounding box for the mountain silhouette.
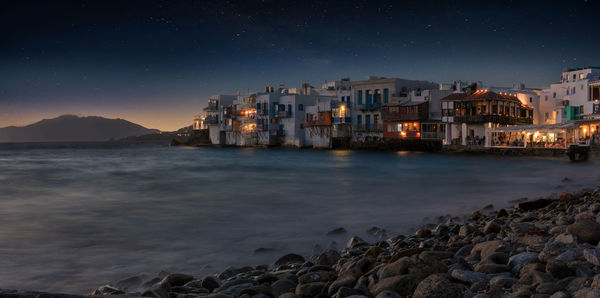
[0,115,160,142]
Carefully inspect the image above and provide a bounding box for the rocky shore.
[7,186,600,298]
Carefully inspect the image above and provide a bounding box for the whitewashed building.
[204,94,237,145]
[546,67,600,123]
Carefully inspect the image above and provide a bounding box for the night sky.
[2,0,599,131]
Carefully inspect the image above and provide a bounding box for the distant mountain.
[0,115,160,143]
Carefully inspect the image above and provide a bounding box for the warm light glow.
[341,105,345,111]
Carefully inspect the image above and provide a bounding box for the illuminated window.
[580,73,585,80]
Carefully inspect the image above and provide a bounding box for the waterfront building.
[223,93,258,146]
[441,90,534,146]
[276,94,326,147]
[255,90,283,146]
[204,94,237,145]
[545,67,600,123]
[351,76,438,143]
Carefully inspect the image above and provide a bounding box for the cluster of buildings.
[192,67,600,150]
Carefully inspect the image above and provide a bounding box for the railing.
[331,101,352,109]
[357,102,381,111]
[382,111,428,121]
[420,132,444,139]
[257,109,269,115]
[332,117,352,124]
[353,123,383,132]
[453,115,533,125]
[204,103,219,111]
[304,119,332,127]
[204,115,219,125]
[273,110,292,118]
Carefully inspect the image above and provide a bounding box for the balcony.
[273,110,292,118]
[204,103,219,111]
[204,115,219,125]
[353,123,383,132]
[453,115,532,125]
[357,102,381,111]
[332,117,352,124]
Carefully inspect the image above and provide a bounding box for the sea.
[1,143,599,293]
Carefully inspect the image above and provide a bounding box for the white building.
[546,67,600,123]
[204,94,237,145]
[275,94,324,147]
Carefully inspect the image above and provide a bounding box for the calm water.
[1,145,599,293]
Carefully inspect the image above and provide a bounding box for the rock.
[483,221,502,234]
[450,269,488,284]
[508,252,539,268]
[364,246,384,258]
[471,240,510,259]
[201,276,220,292]
[415,228,432,238]
[560,192,579,202]
[454,245,474,258]
[555,233,578,244]
[162,273,194,287]
[556,216,574,226]
[459,224,478,237]
[584,249,600,266]
[237,285,272,297]
[315,250,341,266]
[346,236,368,249]
[91,285,125,295]
[517,199,555,211]
[550,292,569,298]
[412,273,464,298]
[298,270,335,284]
[536,282,559,295]
[366,226,388,237]
[489,275,518,288]
[509,221,537,234]
[567,219,600,244]
[546,259,572,279]
[275,253,305,266]
[372,274,420,296]
[295,282,327,296]
[474,262,510,274]
[327,227,347,236]
[573,288,600,298]
[328,276,356,295]
[271,279,297,297]
[379,257,411,279]
[278,293,301,298]
[471,210,485,221]
[497,209,510,218]
[374,290,400,298]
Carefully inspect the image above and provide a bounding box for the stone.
[509,222,537,234]
[298,270,335,284]
[271,279,297,297]
[555,233,578,244]
[346,236,368,249]
[568,219,600,244]
[496,209,510,218]
[372,274,420,297]
[556,216,573,226]
[471,240,510,259]
[450,269,488,284]
[327,276,356,295]
[412,274,464,298]
[508,252,539,268]
[454,245,474,258]
[364,246,384,258]
[374,290,400,298]
[517,199,555,211]
[315,250,341,266]
[573,288,600,298]
[550,292,569,298]
[489,275,518,288]
[415,228,432,238]
[275,253,305,266]
[92,285,125,295]
[295,282,327,296]
[471,210,485,221]
[559,192,579,202]
[584,249,600,266]
[200,276,220,292]
[379,257,411,279]
[327,227,347,236]
[483,221,502,234]
[536,282,559,295]
[459,224,478,237]
[162,273,194,287]
[545,259,572,279]
[474,262,510,274]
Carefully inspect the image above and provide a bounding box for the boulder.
[327,275,356,296]
[371,274,420,297]
[275,253,305,266]
[483,221,502,234]
[295,282,327,296]
[583,249,600,266]
[517,199,554,211]
[326,227,347,236]
[567,219,600,244]
[508,252,539,268]
[450,269,488,284]
[412,273,464,298]
[270,279,297,297]
[200,276,220,292]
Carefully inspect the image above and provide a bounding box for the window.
[553,92,556,98]
[383,88,389,104]
[357,115,362,125]
[298,104,304,111]
[287,104,292,113]
[365,115,371,125]
[529,97,532,103]
[357,90,363,104]
[545,112,549,120]
[573,87,576,94]
[545,95,548,101]
[580,105,584,114]
[573,74,577,80]
[581,84,584,90]
[580,73,585,80]
[374,114,379,124]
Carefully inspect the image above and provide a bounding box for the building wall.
[208,125,221,145]
[549,68,600,123]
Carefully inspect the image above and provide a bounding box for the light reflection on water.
[0,145,599,294]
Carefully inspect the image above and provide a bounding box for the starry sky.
[2,0,599,131]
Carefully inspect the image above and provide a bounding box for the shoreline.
[6,186,600,297]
